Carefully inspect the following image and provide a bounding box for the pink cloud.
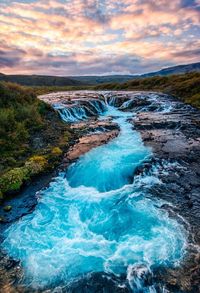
[0,0,199,75]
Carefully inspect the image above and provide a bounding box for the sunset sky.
[0,0,200,76]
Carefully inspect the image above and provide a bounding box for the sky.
[0,0,200,76]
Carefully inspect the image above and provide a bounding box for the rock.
[65,272,131,293]
[132,93,200,292]
[188,200,193,208]
[0,216,5,222]
[66,129,119,161]
[3,205,12,212]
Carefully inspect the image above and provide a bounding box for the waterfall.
[57,106,88,122]
[55,99,107,123]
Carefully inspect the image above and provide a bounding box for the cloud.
[0,45,26,67]
[0,0,199,75]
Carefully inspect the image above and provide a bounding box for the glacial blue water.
[67,106,149,192]
[2,103,187,290]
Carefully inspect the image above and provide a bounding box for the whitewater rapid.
[2,99,187,291]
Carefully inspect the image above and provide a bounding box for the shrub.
[25,155,47,176]
[0,156,48,197]
[0,167,28,194]
[51,147,63,156]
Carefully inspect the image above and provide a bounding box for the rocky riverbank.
[132,95,200,292]
[0,120,119,224]
[0,90,200,292]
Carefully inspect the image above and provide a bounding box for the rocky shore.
[131,96,200,292]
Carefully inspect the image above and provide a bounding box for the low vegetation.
[29,85,90,95]
[0,82,74,199]
[94,72,200,109]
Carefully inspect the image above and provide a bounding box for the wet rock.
[66,126,119,162]
[132,93,200,291]
[3,205,12,212]
[127,264,153,290]
[187,200,193,208]
[65,272,131,293]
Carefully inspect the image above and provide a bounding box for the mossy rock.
[3,205,12,212]
[25,155,47,176]
[0,155,48,197]
[51,147,63,156]
[0,167,28,194]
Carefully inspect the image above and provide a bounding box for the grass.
[28,85,91,96]
[0,82,74,199]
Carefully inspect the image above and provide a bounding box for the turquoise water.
[2,104,187,289]
[67,106,148,192]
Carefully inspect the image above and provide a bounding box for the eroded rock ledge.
[64,120,119,163]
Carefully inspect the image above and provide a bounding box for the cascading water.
[54,99,106,122]
[2,95,187,292]
[67,106,149,192]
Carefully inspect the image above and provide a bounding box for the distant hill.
[70,62,200,84]
[0,62,199,86]
[0,73,134,86]
[0,74,84,86]
[141,62,200,78]
[69,75,135,85]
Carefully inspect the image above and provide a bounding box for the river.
[1,93,189,292]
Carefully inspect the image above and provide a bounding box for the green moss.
[0,82,42,159]
[25,155,47,176]
[0,81,73,175]
[51,147,63,156]
[0,155,48,197]
[58,131,71,148]
[0,167,28,194]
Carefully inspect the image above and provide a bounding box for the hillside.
[94,72,200,109]
[142,62,200,78]
[0,73,135,86]
[0,74,84,87]
[78,62,200,83]
[0,82,74,199]
[70,75,135,84]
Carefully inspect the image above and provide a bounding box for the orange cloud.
[0,0,199,75]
